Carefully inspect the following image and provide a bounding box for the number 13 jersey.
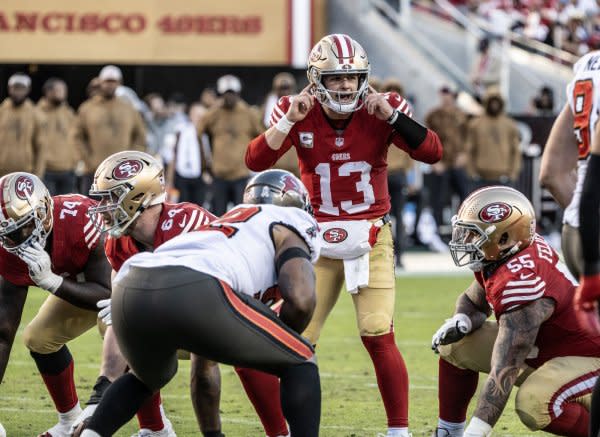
[247,92,442,222]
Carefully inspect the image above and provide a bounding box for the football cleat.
[38,422,72,437]
[68,404,97,436]
[131,417,176,437]
[432,428,452,437]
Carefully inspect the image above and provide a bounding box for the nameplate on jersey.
[299,132,314,148]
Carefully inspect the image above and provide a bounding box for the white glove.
[432,313,472,352]
[463,417,492,437]
[0,421,6,437]
[17,241,63,293]
[97,299,112,326]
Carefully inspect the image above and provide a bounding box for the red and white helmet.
[307,34,370,113]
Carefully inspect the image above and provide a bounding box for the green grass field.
[0,276,551,436]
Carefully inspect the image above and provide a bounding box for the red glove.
[574,274,600,335]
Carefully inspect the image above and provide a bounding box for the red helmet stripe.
[331,34,345,64]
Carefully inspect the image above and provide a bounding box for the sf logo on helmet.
[112,160,143,180]
[14,176,34,200]
[479,202,512,223]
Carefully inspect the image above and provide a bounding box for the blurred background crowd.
[0,0,584,270]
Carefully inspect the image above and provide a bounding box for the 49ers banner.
[0,0,314,65]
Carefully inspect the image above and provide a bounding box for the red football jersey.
[105,202,216,272]
[0,195,101,287]
[475,234,600,368]
[248,92,442,221]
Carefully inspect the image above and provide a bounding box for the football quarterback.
[246,33,443,437]
[432,186,600,437]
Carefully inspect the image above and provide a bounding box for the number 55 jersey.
[115,204,320,300]
[476,234,600,368]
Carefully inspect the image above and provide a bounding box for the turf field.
[0,276,552,436]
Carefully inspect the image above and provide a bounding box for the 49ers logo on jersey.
[14,175,34,200]
[479,202,512,223]
[322,228,348,243]
[112,160,143,180]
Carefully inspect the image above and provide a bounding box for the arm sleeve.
[580,153,600,274]
[245,133,293,171]
[391,129,443,164]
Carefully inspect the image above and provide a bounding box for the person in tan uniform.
[199,75,264,215]
[380,79,413,268]
[0,73,46,177]
[465,87,521,190]
[70,65,146,194]
[425,84,469,230]
[262,73,301,177]
[38,78,78,195]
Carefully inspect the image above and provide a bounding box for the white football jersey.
[115,204,320,300]
[564,50,600,227]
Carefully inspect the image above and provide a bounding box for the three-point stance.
[78,170,322,437]
[431,186,600,437]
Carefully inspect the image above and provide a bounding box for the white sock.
[58,402,82,425]
[81,430,102,437]
[387,427,410,437]
[438,419,465,436]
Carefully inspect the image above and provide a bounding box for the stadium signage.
[0,12,262,35]
[0,0,310,65]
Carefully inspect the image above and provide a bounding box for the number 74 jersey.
[0,194,101,286]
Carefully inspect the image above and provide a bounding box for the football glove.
[17,241,63,293]
[97,299,112,326]
[574,273,600,335]
[432,313,472,352]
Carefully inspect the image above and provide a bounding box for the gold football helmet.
[449,186,536,271]
[0,172,53,253]
[307,33,370,113]
[89,151,166,238]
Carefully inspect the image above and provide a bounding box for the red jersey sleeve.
[155,203,216,246]
[245,96,294,171]
[53,195,101,276]
[104,236,139,272]
[385,92,443,164]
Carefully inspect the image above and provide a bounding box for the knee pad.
[358,311,393,337]
[515,383,546,431]
[437,343,466,369]
[23,323,62,354]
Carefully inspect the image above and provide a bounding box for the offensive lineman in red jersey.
[0,172,111,437]
[431,186,600,437]
[70,151,217,437]
[246,33,443,437]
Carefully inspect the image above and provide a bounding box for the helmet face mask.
[89,151,166,238]
[243,170,312,215]
[0,173,53,254]
[449,186,536,272]
[307,34,370,114]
